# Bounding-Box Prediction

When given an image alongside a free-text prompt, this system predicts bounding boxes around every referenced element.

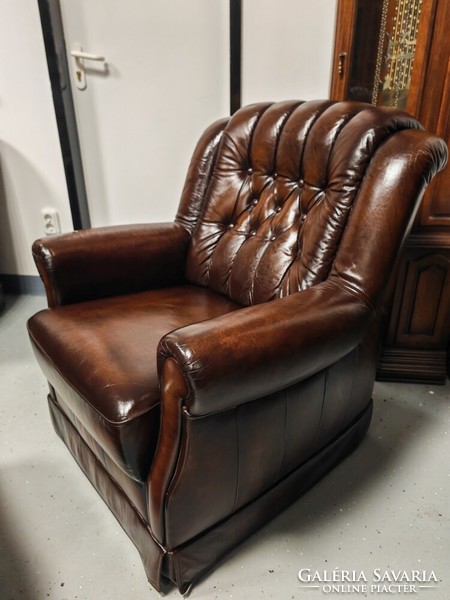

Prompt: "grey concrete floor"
[1,293,449,600]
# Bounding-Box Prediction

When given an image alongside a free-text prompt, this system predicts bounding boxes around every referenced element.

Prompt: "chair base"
[48,393,373,594]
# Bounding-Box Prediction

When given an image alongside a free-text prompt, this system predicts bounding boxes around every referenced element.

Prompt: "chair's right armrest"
[149,279,375,543]
[33,222,190,307]
[158,278,375,416]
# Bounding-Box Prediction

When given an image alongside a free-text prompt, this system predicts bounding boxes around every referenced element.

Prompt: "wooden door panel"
[393,252,450,346]
[329,0,358,100]
[419,57,450,225]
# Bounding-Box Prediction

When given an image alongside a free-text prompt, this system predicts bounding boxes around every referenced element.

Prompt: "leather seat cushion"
[28,285,240,482]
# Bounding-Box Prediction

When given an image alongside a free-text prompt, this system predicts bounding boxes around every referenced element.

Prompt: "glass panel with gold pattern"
[347,0,423,109]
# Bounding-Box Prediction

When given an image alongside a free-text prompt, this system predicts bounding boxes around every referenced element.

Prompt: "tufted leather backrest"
[182,100,424,306]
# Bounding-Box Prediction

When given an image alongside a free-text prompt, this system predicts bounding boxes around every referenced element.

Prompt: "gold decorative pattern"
[372,0,423,108]
[372,0,390,106]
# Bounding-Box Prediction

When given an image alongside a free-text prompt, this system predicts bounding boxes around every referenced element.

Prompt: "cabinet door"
[415,0,450,227]
[330,0,435,111]
[378,244,450,383]
[387,248,450,347]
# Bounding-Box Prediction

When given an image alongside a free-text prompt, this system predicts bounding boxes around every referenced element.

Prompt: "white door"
[59,0,229,227]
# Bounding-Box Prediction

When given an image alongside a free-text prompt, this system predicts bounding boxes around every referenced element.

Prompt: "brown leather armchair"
[27,100,447,594]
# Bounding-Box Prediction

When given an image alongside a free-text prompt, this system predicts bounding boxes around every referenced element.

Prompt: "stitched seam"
[163,408,189,547]
[338,346,359,433]
[275,388,288,482]
[231,408,241,513]
[313,370,328,452]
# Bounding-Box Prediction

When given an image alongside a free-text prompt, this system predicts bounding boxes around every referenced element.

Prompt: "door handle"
[338,52,347,78]
[70,43,106,90]
[70,49,105,62]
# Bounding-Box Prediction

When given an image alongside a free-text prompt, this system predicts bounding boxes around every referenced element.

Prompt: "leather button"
[250,230,256,236]
[273,172,278,179]
[247,168,253,175]
[276,206,282,213]
[301,214,307,222]
[271,235,276,242]
[298,179,304,186]
[252,198,258,206]
[228,224,234,229]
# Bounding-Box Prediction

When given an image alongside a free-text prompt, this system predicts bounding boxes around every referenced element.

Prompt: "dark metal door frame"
[38,0,90,229]
[230,0,242,115]
[38,0,242,230]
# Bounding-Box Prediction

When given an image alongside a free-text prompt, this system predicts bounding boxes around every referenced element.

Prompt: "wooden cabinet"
[330,0,450,383]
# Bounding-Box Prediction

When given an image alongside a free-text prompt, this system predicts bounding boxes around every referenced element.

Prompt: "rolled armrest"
[33,222,190,307]
[158,278,375,416]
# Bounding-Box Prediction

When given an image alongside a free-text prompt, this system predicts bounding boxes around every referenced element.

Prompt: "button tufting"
[250,230,256,236]
[301,214,307,222]
[228,224,234,229]
[247,168,253,175]
[298,179,304,186]
[276,206,282,213]
[252,198,258,206]
[273,172,278,179]
[271,235,276,242]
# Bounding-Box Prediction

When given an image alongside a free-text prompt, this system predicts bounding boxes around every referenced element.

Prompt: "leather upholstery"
[28,100,447,593]
[186,101,423,304]
[29,285,240,481]
[32,222,190,307]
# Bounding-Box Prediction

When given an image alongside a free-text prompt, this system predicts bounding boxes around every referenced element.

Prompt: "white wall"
[242,0,337,104]
[0,1,73,277]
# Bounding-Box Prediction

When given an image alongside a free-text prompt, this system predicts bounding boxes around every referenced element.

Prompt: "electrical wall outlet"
[41,207,61,236]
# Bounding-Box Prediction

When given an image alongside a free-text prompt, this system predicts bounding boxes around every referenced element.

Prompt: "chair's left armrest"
[33,222,190,307]
[158,278,376,416]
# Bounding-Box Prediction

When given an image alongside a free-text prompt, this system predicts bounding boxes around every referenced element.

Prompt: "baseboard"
[377,347,448,385]
[0,274,45,295]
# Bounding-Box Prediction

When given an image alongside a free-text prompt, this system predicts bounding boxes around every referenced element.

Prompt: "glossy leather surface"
[28,285,240,481]
[185,101,430,304]
[27,100,447,593]
[32,222,190,307]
